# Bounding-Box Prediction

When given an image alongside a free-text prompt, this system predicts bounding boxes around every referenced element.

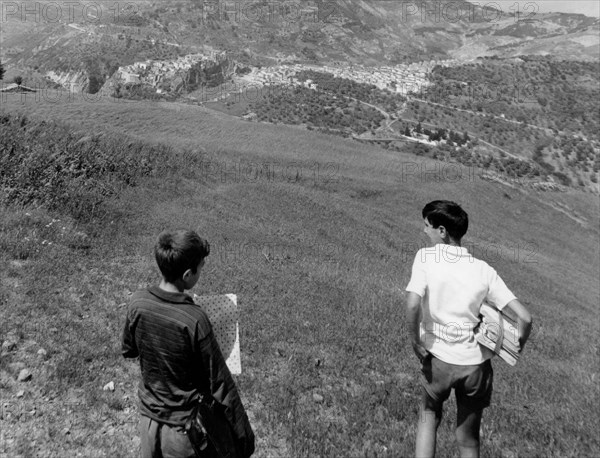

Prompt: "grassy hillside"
[1,94,599,457]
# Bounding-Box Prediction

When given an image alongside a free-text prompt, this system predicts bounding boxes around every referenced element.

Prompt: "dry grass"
[1,93,599,457]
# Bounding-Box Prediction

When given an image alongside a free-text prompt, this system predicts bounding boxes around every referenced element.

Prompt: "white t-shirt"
[405,244,517,365]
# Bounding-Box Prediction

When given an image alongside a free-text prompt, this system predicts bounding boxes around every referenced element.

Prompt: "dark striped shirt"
[122,286,255,457]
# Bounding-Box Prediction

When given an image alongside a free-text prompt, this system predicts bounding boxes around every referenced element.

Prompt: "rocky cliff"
[45,70,93,93]
[101,53,245,97]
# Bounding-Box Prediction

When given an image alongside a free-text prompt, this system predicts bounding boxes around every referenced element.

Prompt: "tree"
[14,75,23,86]
[0,60,4,80]
[87,75,102,94]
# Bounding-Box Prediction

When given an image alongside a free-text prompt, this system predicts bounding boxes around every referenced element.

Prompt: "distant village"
[112,52,228,93]
[237,60,459,96]
[109,50,458,97]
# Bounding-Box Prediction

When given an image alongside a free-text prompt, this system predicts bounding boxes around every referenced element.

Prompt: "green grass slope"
[1,94,598,457]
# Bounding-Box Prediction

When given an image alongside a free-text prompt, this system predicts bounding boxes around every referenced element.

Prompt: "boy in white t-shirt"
[405,201,532,458]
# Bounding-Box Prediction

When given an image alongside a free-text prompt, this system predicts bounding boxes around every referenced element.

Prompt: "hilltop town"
[237,60,459,96]
[108,51,230,94]
[101,50,459,99]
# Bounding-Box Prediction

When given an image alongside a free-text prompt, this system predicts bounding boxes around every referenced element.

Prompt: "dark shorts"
[421,354,493,411]
[140,415,197,458]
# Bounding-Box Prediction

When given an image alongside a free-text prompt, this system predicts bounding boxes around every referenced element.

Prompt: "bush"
[250,85,385,136]
[552,172,572,186]
[0,114,200,221]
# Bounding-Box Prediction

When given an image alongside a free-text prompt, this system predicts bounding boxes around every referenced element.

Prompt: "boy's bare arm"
[406,292,428,361]
[505,299,533,350]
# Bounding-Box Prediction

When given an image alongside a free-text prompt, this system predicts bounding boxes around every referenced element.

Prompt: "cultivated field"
[1,93,599,457]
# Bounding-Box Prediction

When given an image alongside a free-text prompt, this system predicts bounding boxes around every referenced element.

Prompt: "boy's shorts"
[140,415,197,458]
[421,354,493,411]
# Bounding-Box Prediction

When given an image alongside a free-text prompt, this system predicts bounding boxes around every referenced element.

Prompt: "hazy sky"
[493,1,600,17]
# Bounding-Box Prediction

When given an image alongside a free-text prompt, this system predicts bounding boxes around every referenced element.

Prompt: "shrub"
[552,171,572,186]
[0,114,200,221]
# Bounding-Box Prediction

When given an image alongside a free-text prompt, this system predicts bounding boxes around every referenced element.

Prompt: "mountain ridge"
[1,0,598,93]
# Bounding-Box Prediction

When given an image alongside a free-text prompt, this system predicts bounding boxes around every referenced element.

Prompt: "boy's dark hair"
[155,230,210,283]
[422,200,469,241]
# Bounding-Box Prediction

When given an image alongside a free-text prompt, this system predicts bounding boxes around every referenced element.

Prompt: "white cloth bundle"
[194,294,242,374]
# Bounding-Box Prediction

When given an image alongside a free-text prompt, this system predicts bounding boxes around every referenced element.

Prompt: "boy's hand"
[412,339,429,362]
[518,332,529,353]
[505,299,533,351]
[406,292,427,361]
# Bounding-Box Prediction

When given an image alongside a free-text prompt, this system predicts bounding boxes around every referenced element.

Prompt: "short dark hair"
[154,230,210,283]
[422,200,469,241]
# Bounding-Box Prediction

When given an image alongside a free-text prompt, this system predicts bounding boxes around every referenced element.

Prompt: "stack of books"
[474,302,521,366]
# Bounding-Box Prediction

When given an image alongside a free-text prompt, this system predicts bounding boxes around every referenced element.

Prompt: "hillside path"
[409,97,557,135]
[354,98,523,159]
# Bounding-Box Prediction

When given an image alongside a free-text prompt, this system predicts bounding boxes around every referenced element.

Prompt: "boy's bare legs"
[416,392,443,458]
[456,404,483,458]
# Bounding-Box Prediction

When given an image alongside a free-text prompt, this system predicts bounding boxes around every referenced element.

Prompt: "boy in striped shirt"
[122,230,254,457]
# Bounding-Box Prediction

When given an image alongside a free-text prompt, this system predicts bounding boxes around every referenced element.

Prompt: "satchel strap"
[494,310,504,355]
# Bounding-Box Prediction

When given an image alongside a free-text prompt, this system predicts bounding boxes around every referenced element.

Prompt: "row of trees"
[249,85,385,136]
[406,100,556,156]
[404,122,471,146]
[384,137,549,184]
[295,70,405,114]
[427,56,600,140]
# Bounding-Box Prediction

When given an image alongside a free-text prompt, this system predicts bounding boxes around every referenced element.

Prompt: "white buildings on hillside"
[112,52,457,97]
[234,59,458,95]
[113,52,228,90]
